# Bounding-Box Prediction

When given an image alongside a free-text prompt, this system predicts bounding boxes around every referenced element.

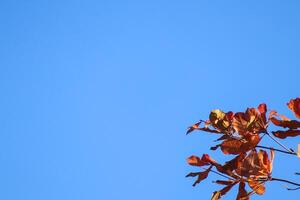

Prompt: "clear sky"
[1,0,300,200]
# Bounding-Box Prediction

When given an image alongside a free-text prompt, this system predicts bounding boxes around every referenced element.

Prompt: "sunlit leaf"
[248,179,265,195]
[232,106,267,136]
[186,121,202,134]
[209,109,233,134]
[236,149,273,179]
[211,191,221,200]
[269,149,275,173]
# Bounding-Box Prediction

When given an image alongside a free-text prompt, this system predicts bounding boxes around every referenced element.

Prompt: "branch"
[256,145,297,155]
[204,167,235,180]
[287,187,300,191]
[265,132,296,154]
[271,177,300,188]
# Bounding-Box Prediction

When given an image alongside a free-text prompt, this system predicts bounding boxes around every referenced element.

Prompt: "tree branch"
[203,167,235,180]
[265,132,296,154]
[271,177,300,187]
[256,145,297,155]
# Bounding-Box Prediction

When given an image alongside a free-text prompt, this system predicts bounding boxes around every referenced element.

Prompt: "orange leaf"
[272,129,300,139]
[236,149,273,178]
[268,149,275,173]
[211,191,221,200]
[219,183,236,196]
[287,98,300,119]
[186,121,202,134]
[248,179,265,195]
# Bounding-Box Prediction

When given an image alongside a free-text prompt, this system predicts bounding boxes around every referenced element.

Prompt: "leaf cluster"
[186,98,300,199]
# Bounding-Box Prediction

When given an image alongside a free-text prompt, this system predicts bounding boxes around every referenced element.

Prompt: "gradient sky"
[1,0,300,199]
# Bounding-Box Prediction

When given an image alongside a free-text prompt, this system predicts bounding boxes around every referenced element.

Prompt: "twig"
[265,132,296,154]
[271,177,300,187]
[256,145,297,155]
[204,167,234,180]
[287,186,300,191]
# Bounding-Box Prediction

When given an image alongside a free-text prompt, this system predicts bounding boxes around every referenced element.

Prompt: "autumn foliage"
[186,97,300,199]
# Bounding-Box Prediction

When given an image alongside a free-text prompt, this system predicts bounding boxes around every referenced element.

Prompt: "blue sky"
[1,0,300,199]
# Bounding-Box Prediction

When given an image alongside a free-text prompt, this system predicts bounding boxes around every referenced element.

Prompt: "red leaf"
[220,135,260,155]
[258,103,267,114]
[201,154,218,165]
[212,180,237,199]
[272,129,300,139]
[215,180,236,185]
[287,98,300,119]
[186,121,202,134]
[236,182,249,200]
[187,155,210,167]
[270,117,300,129]
[222,153,247,172]
[210,144,221,151]
[233,107,266,136]
[220,139,243,155]
[214,134,231,142]
[219,183,237,196]
[186,166,212,186]
[258,103,267,124]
